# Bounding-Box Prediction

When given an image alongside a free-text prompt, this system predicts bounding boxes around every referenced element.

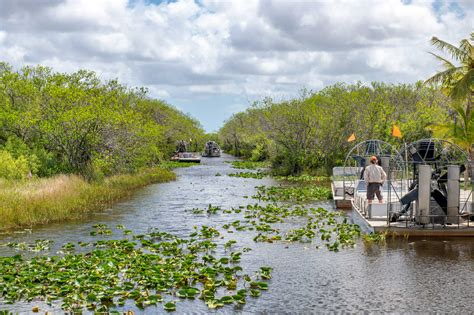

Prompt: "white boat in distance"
[202,141,221,157]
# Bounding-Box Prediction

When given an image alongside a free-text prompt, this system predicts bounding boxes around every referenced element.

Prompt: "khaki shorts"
[367,182,382,200]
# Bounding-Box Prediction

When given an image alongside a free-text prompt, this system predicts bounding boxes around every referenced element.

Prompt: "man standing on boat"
[364,156,387,204]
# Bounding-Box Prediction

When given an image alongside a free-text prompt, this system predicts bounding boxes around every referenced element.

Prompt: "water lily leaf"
[163,301,176,311]
[250,281,268,290]
[220,295,234,304]
[206,299,224,309]
[219,257,229,264]
[250,289,261,297]
[176,290,187,298]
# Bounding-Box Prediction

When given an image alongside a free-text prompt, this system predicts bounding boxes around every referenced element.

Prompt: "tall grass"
[0,167,176,231]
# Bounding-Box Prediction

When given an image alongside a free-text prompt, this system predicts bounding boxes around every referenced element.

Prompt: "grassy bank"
[0,167,176,231]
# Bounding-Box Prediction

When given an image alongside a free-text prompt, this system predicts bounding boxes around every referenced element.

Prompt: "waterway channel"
[1,154,473,313]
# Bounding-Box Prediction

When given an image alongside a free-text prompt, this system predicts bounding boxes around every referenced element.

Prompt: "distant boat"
[171,152,201,163]
[202,141,221,157]
[170,140,201,163]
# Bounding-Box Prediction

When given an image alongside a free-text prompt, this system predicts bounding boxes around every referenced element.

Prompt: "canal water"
[1,154,473,313]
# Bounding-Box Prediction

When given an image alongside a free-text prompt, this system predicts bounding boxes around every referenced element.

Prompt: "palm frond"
[428,52,456,69]
[453,106,468,130]
[449,68,474,100]
[425,67,461,85]
[430,36,468,62]
[458,39,473,56]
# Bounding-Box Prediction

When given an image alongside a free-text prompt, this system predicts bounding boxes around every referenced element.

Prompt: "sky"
[0,0,472,132]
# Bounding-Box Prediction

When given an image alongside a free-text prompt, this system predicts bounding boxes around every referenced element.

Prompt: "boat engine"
[389,139,471,224]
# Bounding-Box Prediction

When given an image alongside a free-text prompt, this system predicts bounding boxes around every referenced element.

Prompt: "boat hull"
[202,153,221,157]
[335,199,352,210]
[351,200,474,237]
[178,158,201,163]
[171,152,201,163]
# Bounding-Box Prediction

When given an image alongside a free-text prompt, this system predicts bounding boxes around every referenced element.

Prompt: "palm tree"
[426,33,474,161]
[429,104,474,152]
[425,33,473,112]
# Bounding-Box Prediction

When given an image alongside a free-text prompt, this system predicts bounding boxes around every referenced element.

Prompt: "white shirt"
[364,164,387,184]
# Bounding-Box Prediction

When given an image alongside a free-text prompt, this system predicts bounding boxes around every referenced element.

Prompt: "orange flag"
[347,133,356,142]
[392,124,402,138]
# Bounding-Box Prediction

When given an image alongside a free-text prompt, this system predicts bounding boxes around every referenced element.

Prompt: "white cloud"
[0,0,472,131]
[148,86,171,98]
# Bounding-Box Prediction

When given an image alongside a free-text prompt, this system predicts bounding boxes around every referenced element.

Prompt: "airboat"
[202,141,221,157]
[332,139,474,236]
[170,140,201,163]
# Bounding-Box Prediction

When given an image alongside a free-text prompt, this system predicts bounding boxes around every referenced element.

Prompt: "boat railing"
[354,177,473,227]
[332,167,360,200]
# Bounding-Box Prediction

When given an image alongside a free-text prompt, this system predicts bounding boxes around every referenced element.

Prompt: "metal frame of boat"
[333,139,474,236]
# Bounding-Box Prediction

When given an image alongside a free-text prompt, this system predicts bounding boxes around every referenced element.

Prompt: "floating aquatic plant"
[188,199,360,251]
[190,204,221,215]
[0,225,270,312]
[362,231,387,244]
[4,239,54,252]
[230,161,270,170]
[274,175,330,183]
[228,171,267,179]
[252,185,332,203]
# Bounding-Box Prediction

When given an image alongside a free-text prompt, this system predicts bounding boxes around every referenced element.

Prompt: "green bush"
[0,63,205,179]
[0,150,30,180]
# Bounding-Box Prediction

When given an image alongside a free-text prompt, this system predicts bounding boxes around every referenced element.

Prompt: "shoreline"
[0,167,176,232]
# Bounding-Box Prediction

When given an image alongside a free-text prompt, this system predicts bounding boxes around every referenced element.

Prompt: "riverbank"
[0,167,176,231]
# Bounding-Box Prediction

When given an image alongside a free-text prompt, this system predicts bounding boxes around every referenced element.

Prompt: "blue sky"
[0,0,472,132]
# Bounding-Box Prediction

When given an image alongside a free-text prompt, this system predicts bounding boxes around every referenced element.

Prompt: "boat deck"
[349,180,474,236]
[352,206,474,236]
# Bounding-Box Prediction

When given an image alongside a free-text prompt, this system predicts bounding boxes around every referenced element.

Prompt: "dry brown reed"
[0,168,176,231]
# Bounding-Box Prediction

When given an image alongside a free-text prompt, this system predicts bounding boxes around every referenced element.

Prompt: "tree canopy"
[0,62,205,179]
[219,82,451,175]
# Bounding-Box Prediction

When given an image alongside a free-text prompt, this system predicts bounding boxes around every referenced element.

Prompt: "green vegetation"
[191,198,359,251]
[0,62,205,179]
[274,175,330,183]
[252,185,332,203]
[228,171,267,179]
[190,204,222,215]
[0,225,270,312]
[425,33,474,159]
[190,176,357,252]
[160,161,197,170]
[219,83,450,175]
[220,33,473,176]
[230,161,270,170]
[425,33,473,104]
[362,232,387,244]
[0,62,206,229]
[0,167,175,231]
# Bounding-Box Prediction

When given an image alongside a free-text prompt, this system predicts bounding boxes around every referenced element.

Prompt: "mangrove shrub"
[0,62,205,179]
[219,82,450,175]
